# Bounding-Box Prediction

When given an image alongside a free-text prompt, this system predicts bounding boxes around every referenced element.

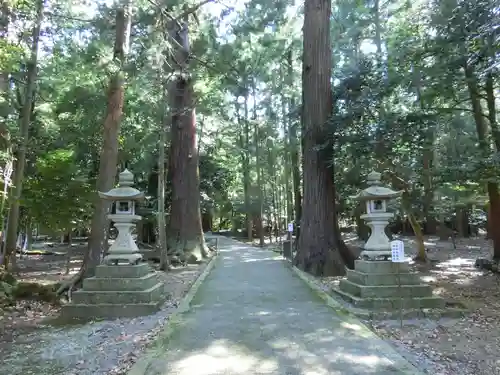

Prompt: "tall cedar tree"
[166,19,207,262]
[295,0,354,276]
[57,2,131,295]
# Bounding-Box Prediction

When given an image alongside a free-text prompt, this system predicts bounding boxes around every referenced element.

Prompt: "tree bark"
[464,63,500,259]
[252,80,264,247]
[421,130,436,235]
[280,70,293,224]
[3,0,43,270]
[85,2,131,275]
[287,49,302,234]
[485,55,499,244]
[267,141,278,242]
[485,34,500,151]
[58,2,131,293]
[373,0,387,159]
[166,19,207,262]
[412,65,437,235]
[242,91,253,241]
[295,0,353,276]
[158,76,169,270]
[0,0,12,262]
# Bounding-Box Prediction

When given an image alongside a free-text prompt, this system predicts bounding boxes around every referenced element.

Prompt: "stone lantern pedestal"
[333,171,445,318]
[61,169,165,320]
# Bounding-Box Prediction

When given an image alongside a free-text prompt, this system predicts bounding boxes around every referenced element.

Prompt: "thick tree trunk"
[0,1,12,262]
[412,65,437,235]
[166,20,206,262]
[455,206,468,238]
[267,140,279,243]
[58,2,131,294]
[485,35,500,151]
[280,71,293,224]
[167,76,207,261]
[252,81,264,247]
[295,0,353,276]
[3,0,43,270]
[464,63,500,259]
[485,42,499,243]
[84,3,131,277]
[422,134,437,234]
[158,78,169,270]
[242,92,253,242]
[373,0,387,159]
[235,100,249,238]
[287,49,302,233]
[276,175,283,240]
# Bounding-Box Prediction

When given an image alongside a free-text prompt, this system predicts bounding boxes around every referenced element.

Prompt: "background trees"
[0,0,496,280]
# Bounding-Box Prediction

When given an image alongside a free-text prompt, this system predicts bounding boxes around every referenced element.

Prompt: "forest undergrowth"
[0,245,212,375]
[314,235,500,375]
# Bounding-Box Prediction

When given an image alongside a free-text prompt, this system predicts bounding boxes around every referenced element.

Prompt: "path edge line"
[287,262,425,375]
[127,253,219,375]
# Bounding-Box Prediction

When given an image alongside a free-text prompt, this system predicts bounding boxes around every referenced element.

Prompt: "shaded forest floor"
[4,234,500,374]
[199,232,500,374]
[313,235,499,375]
[0,243,213,375]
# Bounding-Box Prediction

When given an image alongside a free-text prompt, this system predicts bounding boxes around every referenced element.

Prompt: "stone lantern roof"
[351,171,402,201]
[98,169,145,201]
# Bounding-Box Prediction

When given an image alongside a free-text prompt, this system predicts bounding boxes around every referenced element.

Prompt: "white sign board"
[287,223,294,232]
[390,240,405,263]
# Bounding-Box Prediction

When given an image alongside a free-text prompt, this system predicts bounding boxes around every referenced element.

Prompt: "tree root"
[56,267,85,297]
[475,258,500,273]
[68,284,73,303]
[412,255,428,264]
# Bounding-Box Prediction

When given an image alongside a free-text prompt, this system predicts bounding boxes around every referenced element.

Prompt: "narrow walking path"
[133,236,421,375]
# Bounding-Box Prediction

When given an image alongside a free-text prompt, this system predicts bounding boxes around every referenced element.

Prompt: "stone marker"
[60,169,165,320]
[332,171,445,317]
[282,240,292,259]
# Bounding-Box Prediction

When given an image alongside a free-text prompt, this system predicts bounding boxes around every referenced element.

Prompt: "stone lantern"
[60,168,165,320]
[99,168,144,265]
[332,170,446,317]
[351,171,402,260]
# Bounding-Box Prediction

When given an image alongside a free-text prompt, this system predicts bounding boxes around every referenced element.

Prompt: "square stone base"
[60,263,166,320]
[333,260,445,314]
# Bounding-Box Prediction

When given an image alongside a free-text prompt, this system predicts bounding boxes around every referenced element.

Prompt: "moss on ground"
[0,267,60,307]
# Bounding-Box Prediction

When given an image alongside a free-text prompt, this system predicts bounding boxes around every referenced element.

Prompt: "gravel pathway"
[132,237,423,375]
[0,261,210,375]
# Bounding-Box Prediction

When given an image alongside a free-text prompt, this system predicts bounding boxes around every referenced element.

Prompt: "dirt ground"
[315,235,500,375]
[6,235,500,374]
[0,244,214,375]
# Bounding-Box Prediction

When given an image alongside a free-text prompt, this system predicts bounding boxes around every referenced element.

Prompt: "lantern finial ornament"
[118,168,134,186]
[366,170,382,185]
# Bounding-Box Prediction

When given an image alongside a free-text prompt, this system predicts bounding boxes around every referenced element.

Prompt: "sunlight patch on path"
[132,235,422,375]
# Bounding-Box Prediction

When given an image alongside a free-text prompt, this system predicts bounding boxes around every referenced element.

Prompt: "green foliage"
[199,153,235,212]
[0,0,496,240]
[23,149,93,233]
[325,0,499,223]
